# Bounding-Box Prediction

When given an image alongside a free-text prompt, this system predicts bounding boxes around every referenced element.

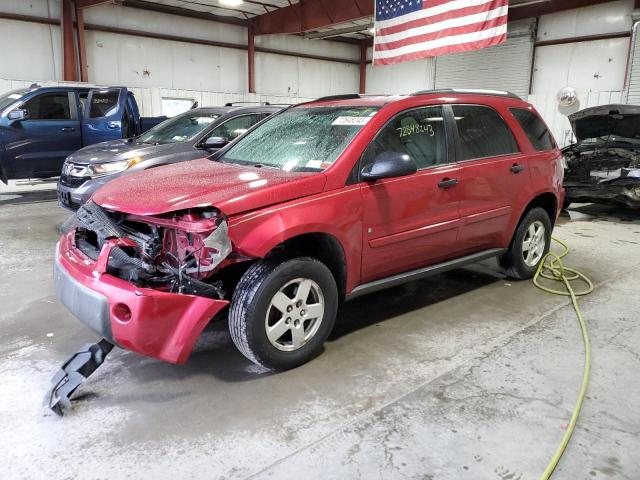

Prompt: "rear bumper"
[55,234,229,364]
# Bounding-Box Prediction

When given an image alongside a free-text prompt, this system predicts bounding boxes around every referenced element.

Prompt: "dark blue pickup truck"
[0,85,165,183]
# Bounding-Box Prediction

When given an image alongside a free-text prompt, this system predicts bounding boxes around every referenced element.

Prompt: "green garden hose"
[533,237,594,479]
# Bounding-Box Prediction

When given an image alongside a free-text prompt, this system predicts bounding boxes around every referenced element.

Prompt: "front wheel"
[500,207,552,280]
[229,257,338,370]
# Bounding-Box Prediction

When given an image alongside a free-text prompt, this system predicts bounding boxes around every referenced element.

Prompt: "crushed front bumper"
[564,181,640,209]
[55,233,229,364]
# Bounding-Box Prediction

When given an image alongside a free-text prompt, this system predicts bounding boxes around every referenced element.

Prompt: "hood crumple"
[67,139,179,164]
[91,158,327,216]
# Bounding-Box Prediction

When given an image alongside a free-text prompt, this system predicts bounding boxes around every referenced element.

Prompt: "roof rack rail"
[410,88,521,100]
[224,101,272,107]
[312,94,361,102]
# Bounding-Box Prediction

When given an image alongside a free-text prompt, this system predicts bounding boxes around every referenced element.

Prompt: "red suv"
[55,90,564,371]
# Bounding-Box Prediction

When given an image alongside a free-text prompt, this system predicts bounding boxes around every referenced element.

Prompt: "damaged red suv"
[55,90,564,371]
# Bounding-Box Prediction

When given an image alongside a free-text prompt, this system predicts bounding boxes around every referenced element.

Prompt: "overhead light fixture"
[220,0,244,6]
[369,27,376,34]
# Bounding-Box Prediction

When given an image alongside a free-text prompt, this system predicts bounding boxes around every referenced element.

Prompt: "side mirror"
[361,152,417,181]
[8,109,28,123]
[204,136,229,150]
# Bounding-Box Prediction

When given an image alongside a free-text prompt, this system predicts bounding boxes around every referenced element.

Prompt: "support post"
[248,22,256,94]
[75,3,89,82]
[61,0,78,81]
[359,42,367,94]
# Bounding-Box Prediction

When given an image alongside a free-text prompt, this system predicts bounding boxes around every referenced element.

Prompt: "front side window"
[361,106,447,172]
[89,90,120,118]
[22,93,71,120]
[219,106,379,172]
[510,108,556,151]
[138,112,220,144]
[452,105,518,160]
[207,114,260,142]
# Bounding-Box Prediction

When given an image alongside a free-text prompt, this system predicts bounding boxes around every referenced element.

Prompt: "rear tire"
[501,207,552,280]
[229,256,338,371]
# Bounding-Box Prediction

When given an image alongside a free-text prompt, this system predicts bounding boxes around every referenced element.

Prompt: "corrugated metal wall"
[433,22,535,98]
[626,24,640,104]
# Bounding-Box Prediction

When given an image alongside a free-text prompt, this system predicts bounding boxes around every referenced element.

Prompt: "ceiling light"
[369,27,376,34]
[220,0,244,6]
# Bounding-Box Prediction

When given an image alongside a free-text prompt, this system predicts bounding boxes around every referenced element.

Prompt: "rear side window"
[22,93,71,120]
[362,106,448,171]
[208,114,260,141]
[89,91,120,118]
[452,105,518,160]
[510,108,556,151]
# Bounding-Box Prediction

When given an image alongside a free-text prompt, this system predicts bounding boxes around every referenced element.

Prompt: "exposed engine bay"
[62,201,238,299]
[562,104,640,208]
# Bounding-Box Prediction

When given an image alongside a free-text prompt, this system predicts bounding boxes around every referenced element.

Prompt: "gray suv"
[57,104,282,210]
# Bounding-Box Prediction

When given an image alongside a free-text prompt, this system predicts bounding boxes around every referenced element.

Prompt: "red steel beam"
[254,0,373,35]
[75,4,89,82]
[61,0,78,81]
[248,22,256,93]
[359,41,367,94]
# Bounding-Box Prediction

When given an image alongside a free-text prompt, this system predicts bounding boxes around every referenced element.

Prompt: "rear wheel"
[229,257,338,370]
[501,207,551,279]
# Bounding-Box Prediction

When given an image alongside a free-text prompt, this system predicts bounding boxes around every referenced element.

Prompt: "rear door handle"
[438,178,459,189]
[510,163,525,173]
[61,127,76,132]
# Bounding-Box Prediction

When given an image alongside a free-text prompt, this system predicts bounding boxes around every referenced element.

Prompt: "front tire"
[501,207,552,280]
[229,257,338,370]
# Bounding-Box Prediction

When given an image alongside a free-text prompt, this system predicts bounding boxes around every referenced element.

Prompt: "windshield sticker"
[306,160,323,169]
[171,135,187,142]
[397,123,435,138]
[332,116,372,126]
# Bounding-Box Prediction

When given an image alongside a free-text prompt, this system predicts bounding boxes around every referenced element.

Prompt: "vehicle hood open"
[91,158,327,216]
[569,104,640,143]
[66,139,179,164]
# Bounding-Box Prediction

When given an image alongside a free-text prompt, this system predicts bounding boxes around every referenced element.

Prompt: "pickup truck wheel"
[229,257,338,371]
[501,207,551,280]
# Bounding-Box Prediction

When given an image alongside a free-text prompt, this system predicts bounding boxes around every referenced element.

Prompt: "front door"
[4,91,81,179]
[360,105,462,283]
[451,104,530,250]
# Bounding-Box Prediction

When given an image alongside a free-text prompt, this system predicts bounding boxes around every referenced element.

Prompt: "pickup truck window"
[138,111,220,144]
[0,88,29,111]
[89,91,120,118]
[22,93,71,120]
[219,106,379,172]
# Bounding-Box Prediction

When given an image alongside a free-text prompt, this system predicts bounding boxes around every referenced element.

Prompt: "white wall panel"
[537,0,633,42]
[365,54,435,94]
[531,38,629,95]
[256,34,359,62]
[0,0,59,18]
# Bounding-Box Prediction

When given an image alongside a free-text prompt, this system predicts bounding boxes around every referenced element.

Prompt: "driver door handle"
[60,127,76,132]
[510,163,525,173]
[438,178,459,189]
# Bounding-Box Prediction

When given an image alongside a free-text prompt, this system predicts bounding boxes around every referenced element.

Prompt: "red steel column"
[75,4,89,82]
[359,42,367,94]
[61,0,78,81]
[248,22,256,94]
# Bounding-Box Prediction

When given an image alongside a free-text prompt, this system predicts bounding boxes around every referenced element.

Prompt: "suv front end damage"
[562,104,640,209]
[55,201,240,364]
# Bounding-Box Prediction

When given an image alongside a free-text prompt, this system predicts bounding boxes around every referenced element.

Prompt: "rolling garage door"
[626,22,640,104]
[433,20,535,98]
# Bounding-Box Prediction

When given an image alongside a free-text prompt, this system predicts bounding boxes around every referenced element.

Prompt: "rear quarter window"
[510,108,556,152]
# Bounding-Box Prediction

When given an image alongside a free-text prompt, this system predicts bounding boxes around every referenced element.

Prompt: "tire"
[500,207,552,280]
[229,256,338,371]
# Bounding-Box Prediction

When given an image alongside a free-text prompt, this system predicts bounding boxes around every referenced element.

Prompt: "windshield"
[219,106,380,171]
[138,111,221,144]
[0,88,29,112]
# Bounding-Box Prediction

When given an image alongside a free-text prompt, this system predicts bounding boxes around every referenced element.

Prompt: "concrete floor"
[0,198,639,480]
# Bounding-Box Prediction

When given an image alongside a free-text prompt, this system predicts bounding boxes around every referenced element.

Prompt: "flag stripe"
[373,32,507,65]
[375,5,508,47]
[377,0,502,37]
[375,0,499,30]
[373,23,507,59]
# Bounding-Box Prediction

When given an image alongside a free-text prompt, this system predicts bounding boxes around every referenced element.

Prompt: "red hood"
[92,158,327,216]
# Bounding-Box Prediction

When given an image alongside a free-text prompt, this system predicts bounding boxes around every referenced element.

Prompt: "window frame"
[448,103,521,164]
[18,91,77,121]
[349,104,455,184]
[509,107,557,152]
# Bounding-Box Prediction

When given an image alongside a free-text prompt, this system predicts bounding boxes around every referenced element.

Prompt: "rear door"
[360,105,462,283]
[3,90,81,179]
[452,104,529,250]
[82,87,128,145]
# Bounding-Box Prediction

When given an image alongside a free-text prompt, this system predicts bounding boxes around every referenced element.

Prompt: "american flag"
[372,0,509,65]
